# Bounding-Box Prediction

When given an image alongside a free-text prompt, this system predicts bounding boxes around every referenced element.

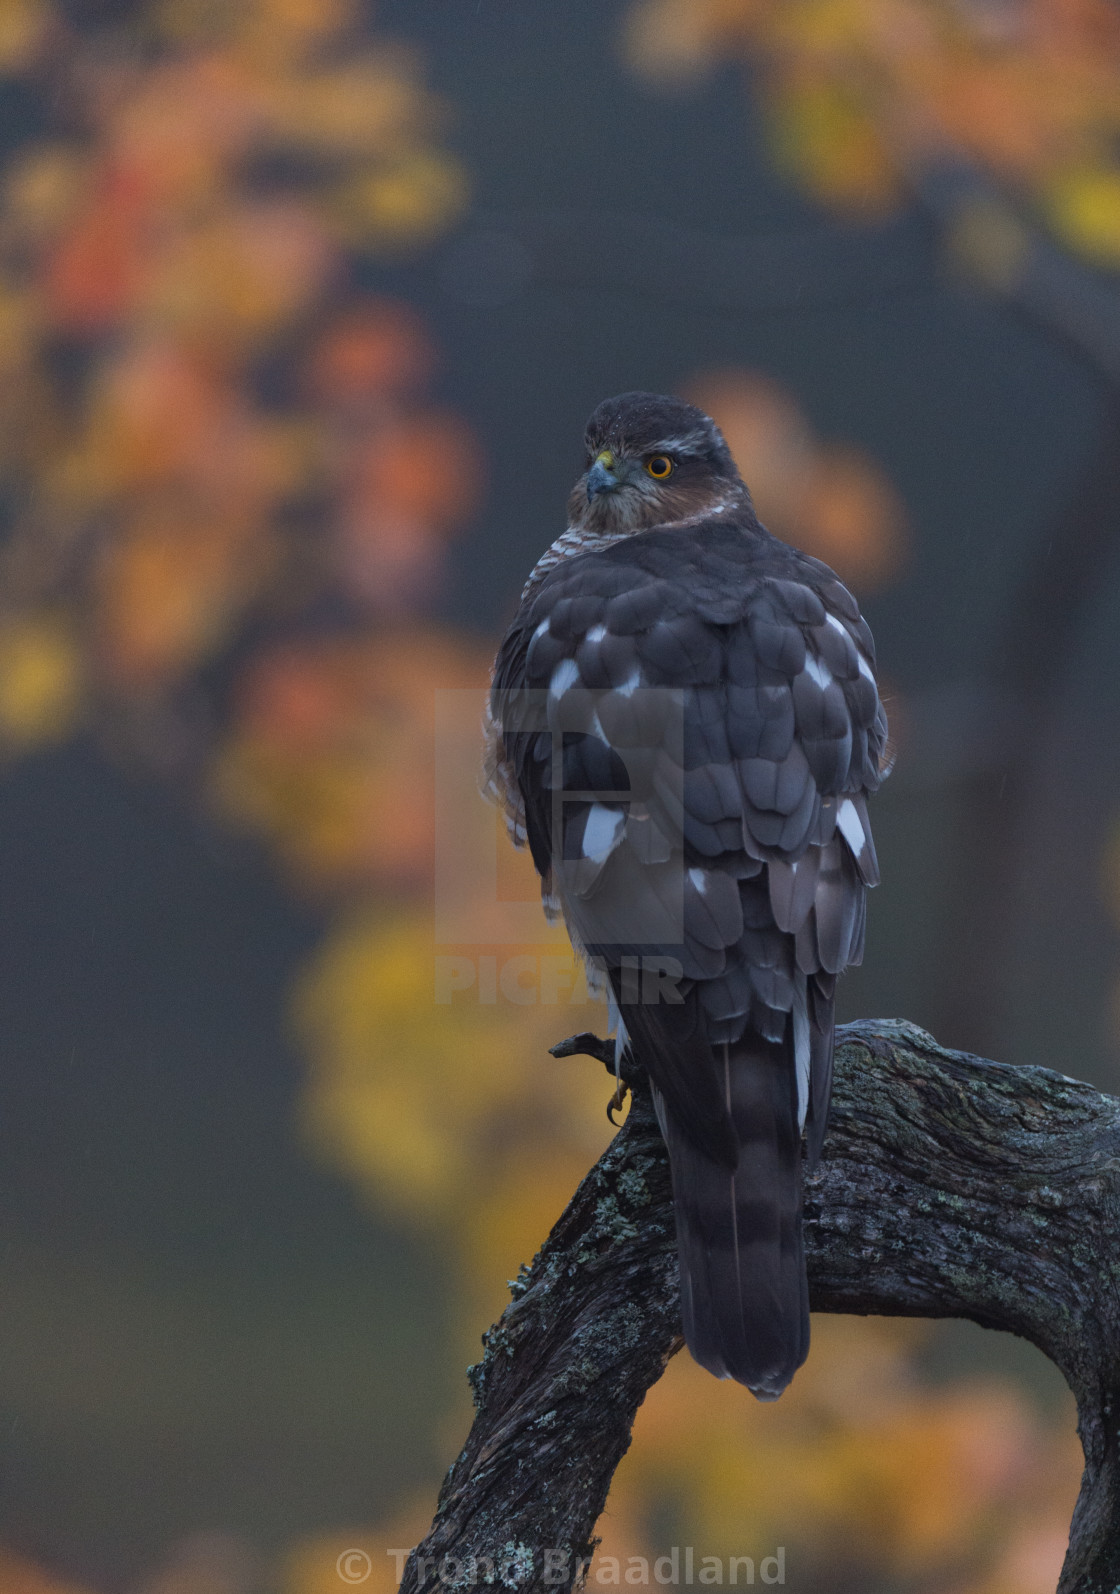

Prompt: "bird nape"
[486,391,886,1398]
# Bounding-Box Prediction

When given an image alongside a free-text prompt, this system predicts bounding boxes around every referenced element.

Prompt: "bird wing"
[491,517,886,1394]
[491,519,886,1160]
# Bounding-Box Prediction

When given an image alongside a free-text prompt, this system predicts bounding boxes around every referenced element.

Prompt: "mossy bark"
[399,1019,1120,1594]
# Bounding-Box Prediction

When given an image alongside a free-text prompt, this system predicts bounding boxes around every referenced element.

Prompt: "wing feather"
[489,515,886,1395]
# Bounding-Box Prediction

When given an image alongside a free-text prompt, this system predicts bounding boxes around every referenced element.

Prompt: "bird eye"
[646,455,674,479]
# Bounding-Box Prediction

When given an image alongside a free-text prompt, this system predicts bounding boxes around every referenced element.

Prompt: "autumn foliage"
[0,3,1090,1592]
[0,0,473,773]
[624,0,1120,270]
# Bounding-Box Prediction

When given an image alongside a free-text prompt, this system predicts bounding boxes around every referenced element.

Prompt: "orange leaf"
[350,413,483,531]
[307,302,436,403]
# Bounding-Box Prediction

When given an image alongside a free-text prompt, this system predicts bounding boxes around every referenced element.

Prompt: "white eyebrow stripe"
[646,431,710,456]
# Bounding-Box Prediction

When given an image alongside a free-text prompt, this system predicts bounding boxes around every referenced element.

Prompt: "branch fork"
[402,1021,1120,1594]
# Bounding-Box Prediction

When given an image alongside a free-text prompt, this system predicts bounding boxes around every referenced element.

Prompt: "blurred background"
[0,0,1117,1590]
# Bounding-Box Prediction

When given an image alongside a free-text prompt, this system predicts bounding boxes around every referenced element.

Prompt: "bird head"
[569,392,747,536]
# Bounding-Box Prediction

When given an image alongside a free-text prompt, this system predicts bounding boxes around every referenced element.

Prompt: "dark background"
[0,0,1114,1584]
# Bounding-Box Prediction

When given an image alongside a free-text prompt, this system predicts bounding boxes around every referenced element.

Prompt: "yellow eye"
[646,455,674,478]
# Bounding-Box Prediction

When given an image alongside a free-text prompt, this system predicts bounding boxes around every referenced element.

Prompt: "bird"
[486,391,887,1399]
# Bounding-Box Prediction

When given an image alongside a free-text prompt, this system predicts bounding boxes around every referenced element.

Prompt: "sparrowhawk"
[487,392,887,1398]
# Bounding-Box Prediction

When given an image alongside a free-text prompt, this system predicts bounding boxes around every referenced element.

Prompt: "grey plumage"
[488,393,886,1398]
[656,1035,808,1397]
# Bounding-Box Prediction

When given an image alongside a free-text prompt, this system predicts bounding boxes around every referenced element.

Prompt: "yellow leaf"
[329,154,469,253]
[0,615,82,748]
[264,59,430,156]
[292,910,609,1226]
[768,78,899,213]
[3,144,88,246]
[1045,166,1120,270]
[0,0,50,71]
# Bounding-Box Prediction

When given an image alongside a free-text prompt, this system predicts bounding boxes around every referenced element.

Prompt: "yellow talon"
[607,1079,630,1126]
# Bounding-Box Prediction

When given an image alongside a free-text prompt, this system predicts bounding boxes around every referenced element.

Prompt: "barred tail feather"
[655,1034,809,1399]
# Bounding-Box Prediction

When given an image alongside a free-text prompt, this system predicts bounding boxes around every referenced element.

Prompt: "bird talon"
[606,1079,630,1125]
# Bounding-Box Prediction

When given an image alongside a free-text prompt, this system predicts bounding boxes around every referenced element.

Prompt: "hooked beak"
[586,450,619,502]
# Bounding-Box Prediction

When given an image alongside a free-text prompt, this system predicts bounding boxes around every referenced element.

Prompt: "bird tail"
[654,1033,809,1399]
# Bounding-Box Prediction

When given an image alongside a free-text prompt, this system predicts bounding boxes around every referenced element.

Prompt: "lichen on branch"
[400,1019,1120,1594]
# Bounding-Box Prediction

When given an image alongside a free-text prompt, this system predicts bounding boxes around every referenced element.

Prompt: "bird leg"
[548,1032,632,1124]
[549,1031,615,1069]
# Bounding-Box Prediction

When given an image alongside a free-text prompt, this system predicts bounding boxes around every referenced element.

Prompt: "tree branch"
[914,162,1120,387]
[399,1019,1120,1594]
